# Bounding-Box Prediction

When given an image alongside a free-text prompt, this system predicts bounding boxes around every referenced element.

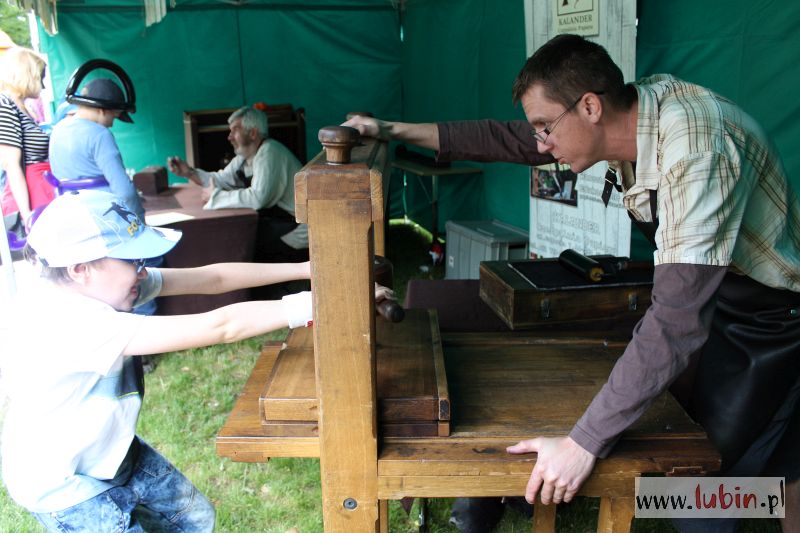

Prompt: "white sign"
[636,477,786,519]
[525,0,636,258]
[554,0,599,37]
[529,161,630,258]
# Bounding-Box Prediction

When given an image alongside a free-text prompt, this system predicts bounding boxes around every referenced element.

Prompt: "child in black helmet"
[48,77,144,219]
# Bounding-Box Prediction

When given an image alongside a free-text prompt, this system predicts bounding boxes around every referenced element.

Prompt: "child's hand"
[374,284,404,323]
[375,283,395,302]
[282,291,313,328]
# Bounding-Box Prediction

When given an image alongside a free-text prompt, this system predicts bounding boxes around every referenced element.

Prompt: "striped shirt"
[622,74,800,291]
[0,94,49,165]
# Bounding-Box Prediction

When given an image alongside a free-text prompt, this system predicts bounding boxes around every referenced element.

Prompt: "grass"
[0,222,784,532]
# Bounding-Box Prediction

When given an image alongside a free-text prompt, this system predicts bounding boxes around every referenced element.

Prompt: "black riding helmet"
[65,59,136,123]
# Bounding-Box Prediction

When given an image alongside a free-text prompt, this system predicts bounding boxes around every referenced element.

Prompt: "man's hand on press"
[506,436,596,505]
[341,116,392,141]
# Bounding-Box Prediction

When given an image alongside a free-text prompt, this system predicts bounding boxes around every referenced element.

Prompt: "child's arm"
[122,294,311,355]
[158,261,311,297]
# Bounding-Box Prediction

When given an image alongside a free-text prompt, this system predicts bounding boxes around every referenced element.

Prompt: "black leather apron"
[631,193,800,476]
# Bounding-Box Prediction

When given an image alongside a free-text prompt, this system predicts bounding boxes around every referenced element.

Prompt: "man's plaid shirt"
[620,74,800,291]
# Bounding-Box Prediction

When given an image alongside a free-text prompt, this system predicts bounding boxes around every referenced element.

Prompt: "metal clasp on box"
[628,293,638,311]
[540,299,550,319]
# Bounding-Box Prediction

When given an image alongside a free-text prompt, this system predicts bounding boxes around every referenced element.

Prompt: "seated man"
[168,106,309,267]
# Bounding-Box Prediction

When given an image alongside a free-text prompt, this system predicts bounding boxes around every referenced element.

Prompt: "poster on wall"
[554,0,599,37]
[529,161,631,259]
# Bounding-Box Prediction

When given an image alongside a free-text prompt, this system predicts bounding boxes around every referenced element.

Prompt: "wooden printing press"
[216,127,720,532]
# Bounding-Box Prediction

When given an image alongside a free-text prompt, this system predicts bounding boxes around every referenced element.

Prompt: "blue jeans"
[33,438,215,532]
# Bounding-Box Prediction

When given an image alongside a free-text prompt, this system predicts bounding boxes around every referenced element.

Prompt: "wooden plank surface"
[377,438,718,500]
[260,328,317,421]
[439,333,703,439]
[257,420,449,438]
[376,309,447,421]
[374,334,718,502]
[216,342,319,460]
[260,309,449,428]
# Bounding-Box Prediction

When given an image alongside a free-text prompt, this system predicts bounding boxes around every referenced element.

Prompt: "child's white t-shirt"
[0,269,162,513]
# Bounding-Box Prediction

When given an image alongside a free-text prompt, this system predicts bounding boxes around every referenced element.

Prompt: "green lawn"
[0,222,783,532]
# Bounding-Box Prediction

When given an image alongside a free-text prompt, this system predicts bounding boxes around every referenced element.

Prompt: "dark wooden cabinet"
[182,104,307,170]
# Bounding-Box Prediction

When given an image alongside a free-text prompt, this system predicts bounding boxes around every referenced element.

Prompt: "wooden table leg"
[597,497,634,533]
[430,174,439,244]
[532,503,557,533]
[379,500,388,533]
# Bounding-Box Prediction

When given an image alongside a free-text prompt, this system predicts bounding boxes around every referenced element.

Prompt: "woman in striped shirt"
[0,47,49,234]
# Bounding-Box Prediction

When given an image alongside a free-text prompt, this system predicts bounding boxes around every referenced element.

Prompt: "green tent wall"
[37,0,800,257]
[39,2,403,176]
[398,0,528,233]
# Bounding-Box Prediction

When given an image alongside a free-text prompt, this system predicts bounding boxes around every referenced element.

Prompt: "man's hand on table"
[507,436,596,505]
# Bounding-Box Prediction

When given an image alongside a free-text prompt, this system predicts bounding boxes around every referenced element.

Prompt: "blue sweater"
[49,117,144,219]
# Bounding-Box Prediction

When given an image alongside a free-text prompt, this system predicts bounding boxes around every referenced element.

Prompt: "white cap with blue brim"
[27,190,181,267]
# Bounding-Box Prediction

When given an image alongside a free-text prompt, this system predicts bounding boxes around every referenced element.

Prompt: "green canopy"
[28,0,800,258]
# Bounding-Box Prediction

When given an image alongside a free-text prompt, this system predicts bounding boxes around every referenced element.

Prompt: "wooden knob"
[318,126,360,164]
[346,111,373,120]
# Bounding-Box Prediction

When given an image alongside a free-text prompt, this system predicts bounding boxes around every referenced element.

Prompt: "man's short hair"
[511,34,634,111]
[228,106,269,138]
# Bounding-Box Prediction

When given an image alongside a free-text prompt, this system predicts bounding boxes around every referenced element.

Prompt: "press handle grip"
[376,298,405,323]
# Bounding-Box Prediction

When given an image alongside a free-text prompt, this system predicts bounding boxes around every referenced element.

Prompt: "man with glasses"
[347,33,799,533]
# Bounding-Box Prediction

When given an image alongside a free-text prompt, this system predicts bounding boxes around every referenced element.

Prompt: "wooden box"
[133,165,168,195]
[259,309,450,437]
[479,258,654,331]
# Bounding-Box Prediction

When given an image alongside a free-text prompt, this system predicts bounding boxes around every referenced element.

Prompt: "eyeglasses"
[122,258,147,274]
[531,92,604,144]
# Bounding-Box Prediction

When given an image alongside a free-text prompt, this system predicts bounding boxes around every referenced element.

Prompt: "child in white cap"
[0,189,318,531]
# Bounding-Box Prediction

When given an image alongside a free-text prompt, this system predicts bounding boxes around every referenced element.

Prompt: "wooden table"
[218,329,720,532]
[391,157,482,244]
[142,184,258,314]
[216,135,720,532]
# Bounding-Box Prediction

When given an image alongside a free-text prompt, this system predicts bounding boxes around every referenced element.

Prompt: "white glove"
[282,291,314,328]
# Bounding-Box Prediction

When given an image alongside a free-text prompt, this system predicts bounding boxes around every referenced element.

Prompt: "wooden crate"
[479,258,653,331]
[259,309,450,437]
